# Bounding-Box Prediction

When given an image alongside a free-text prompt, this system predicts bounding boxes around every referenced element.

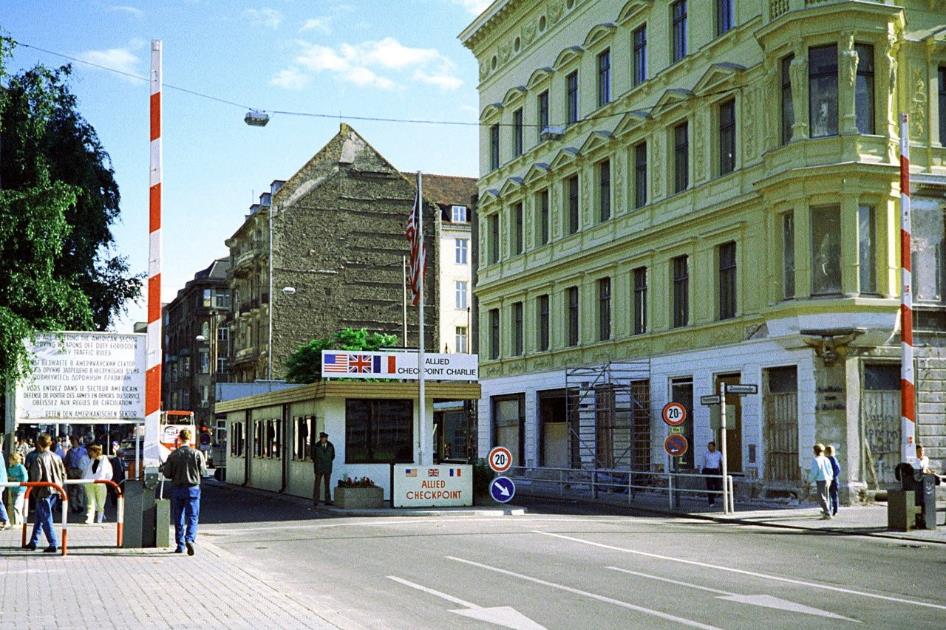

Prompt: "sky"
[1,0,491,331]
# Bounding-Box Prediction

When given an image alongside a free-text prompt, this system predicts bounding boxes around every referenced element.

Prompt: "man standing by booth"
[313,432,335,506]
[160,428,207,556]
[26,434,66,552]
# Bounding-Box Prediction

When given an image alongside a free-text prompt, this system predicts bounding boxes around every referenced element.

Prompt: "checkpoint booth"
[216,350,480,507]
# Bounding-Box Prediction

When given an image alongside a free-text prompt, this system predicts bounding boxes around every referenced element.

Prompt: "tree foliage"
[284,328,399,384]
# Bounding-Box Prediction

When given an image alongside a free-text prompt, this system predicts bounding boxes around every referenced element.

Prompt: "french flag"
[372,355,397,374]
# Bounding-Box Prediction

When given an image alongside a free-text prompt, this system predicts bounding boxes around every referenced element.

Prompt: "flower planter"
[334,486,384,509]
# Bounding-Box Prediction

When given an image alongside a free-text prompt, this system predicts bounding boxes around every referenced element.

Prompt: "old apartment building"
[225,124,476,382]
[461,0,946,500]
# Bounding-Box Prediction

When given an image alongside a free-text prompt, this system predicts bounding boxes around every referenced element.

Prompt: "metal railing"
[503,466,736,514]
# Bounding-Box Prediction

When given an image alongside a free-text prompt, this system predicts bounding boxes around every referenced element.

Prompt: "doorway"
[538,389,570,468]
[862,364,901,487]
[715,373,743,474]
[763,366,799,481]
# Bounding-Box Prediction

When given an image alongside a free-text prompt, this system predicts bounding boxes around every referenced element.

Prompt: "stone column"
[840,32,859,135]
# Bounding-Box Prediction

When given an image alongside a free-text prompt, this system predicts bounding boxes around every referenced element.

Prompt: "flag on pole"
[406,174,426,306]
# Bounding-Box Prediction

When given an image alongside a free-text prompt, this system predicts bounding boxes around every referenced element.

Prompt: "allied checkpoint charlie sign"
[321,350,477,381]
[10,331,146,425]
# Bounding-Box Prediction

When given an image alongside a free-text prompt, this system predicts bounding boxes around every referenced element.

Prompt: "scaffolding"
[565,360,652,470]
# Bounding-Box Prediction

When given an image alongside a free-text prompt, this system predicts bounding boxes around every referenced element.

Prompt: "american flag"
[323,353,349,373]
[404,468,417,478]
[405,173,426,307]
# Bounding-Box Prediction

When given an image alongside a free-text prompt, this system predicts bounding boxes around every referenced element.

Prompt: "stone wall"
[916,344,946,471]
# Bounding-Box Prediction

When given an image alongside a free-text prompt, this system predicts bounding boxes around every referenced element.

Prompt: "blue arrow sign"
[489,476,516,503]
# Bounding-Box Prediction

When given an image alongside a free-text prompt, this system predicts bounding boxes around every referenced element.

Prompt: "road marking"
[387,576,546,630]
[607,567,858,622]
[537,531,946,612]
[445,556,722,630]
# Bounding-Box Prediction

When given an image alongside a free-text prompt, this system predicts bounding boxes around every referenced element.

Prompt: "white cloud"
[270,68,310,90]
[275,37,462,92]
[76,46,143,82]
[108,5,144,18]
[453,0,493,15]
[301,17,331,33]
[244,7,282,29]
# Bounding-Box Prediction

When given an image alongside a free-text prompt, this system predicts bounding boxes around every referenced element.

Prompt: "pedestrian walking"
[702,441,723,507]
[81,444,113,524]
[807,443,834,520]
[6,453,28,525]
[64,436,88,513]
[825,445,841,516]
[26,434,67,552]
[159,428,207,556]
[312,432,335,506]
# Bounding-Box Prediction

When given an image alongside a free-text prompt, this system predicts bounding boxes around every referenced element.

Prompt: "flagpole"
[402,255,408,347]
[417,171,428,466]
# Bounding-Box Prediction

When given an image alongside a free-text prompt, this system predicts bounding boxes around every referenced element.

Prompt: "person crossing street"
[159,429,207,556]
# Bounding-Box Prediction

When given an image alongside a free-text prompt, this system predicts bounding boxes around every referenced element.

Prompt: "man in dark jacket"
[312,432,335,506]
[26,434,67,552]
[159,429,207,555]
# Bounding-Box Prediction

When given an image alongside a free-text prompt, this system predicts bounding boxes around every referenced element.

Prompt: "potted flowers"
[335,475,384,508]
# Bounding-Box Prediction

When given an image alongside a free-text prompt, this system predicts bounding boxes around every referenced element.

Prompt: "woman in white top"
[81,444,113,524]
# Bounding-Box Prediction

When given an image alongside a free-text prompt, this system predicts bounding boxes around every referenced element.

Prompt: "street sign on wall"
[488,446,513,473]
[725,384,758,395]
[489,476,516,503]
[661,402,687,426]
[664,434,689,458]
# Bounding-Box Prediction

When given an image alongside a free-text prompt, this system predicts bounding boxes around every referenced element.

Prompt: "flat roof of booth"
[214,380,481,414]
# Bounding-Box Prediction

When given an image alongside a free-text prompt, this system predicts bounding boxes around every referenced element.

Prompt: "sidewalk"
[0,524,340,630]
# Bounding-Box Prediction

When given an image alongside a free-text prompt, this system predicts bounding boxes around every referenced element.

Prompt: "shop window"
[345,399,413,463]
[670,378,694,469]
[811,205,842,295]
[492,395,525,467]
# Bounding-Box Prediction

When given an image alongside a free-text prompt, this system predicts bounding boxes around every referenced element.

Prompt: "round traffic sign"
[664,433,689,458]
[488,446,513,473]
[661,402,687,427]
[489,476,516,503]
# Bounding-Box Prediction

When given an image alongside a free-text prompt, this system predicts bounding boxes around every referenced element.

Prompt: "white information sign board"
[13,332,146,424]
[322,351,477,381]
[392,464,473,507]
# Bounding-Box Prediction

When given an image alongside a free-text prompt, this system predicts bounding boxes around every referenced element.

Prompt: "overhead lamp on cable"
[244,109,270,127]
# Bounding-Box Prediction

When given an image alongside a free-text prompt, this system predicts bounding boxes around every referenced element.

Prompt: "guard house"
[216,380,480,502]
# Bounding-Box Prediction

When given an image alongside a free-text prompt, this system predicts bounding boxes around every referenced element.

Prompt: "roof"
[402,173,478,208]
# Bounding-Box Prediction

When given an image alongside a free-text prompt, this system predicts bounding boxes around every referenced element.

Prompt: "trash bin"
[895,463,940,530]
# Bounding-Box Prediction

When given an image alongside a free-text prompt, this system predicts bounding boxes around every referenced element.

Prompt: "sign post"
[716,382,758,514]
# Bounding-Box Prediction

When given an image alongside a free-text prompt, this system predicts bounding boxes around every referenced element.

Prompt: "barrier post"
[20,494,29,548]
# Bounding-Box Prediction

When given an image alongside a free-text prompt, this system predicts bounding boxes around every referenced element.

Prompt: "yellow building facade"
[461,0,946,500]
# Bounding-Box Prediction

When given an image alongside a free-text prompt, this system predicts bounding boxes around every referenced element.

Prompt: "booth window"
[230,421,245,456]
[294,416,313,460]
[345,399,413,463]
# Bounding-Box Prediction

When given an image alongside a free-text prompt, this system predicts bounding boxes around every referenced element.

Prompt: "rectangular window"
[912,197,945,304]
[597,49,611,107]
[488,213,500,264]
[809,45,838,138]
[537,90,549,140]
[672,1,687,63]
[489,124,500,169]
[293,416,312,460]
[489,308,500,359]
[451,205,468,222]
[633,25,647,86]
[634,142,647,208]
[230,422,245,457]
[674,121,689,193]
[567,174,580,234]
[633,267,647,334]
[513,108,524,157]
[781,55,794,145]
[455,238,468,264]
[345,399,413,464]
[718,241,737,320]
[811,205,842,295]
[537,294,550,351]
[455,326,468,353]
[598,159,611,222]
[513,202,523,255]
[672,255,689,328]
[858,205,876,294]
[455,281,468,309]
[492,395,524,467]
[855,43,874,134]
[718,99,736,175]
[566,286,579,346]
[566,71,579,124]
[598,277,611,341]
[512,302,523,355]
[940,67,946,146]
[782,212,795,299]
[716,0,733,36]
[538,189,550,245]
[199,348,210,374]
[216,357,229,374]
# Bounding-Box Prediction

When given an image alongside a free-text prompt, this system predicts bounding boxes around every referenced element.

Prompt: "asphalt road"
[198,485,946,629]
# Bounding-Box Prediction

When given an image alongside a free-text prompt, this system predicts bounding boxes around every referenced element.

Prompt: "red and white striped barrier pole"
[144,39,163,470]
[900,112,916,462]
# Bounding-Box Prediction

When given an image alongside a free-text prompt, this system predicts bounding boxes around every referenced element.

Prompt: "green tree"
[284,328,399,384]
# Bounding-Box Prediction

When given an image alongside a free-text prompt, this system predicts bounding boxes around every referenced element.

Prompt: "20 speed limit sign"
[488,446,513,473]
[661,402,687,427]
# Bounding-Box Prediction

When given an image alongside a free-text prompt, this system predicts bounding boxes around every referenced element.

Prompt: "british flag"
[348,354,373,374]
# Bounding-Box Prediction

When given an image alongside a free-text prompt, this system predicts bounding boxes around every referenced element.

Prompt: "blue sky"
[1,0,489,330]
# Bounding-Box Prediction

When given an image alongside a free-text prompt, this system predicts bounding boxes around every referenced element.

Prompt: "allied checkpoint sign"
[393,464,473,507]
[10,332,146,425]
[322,350,478,381]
